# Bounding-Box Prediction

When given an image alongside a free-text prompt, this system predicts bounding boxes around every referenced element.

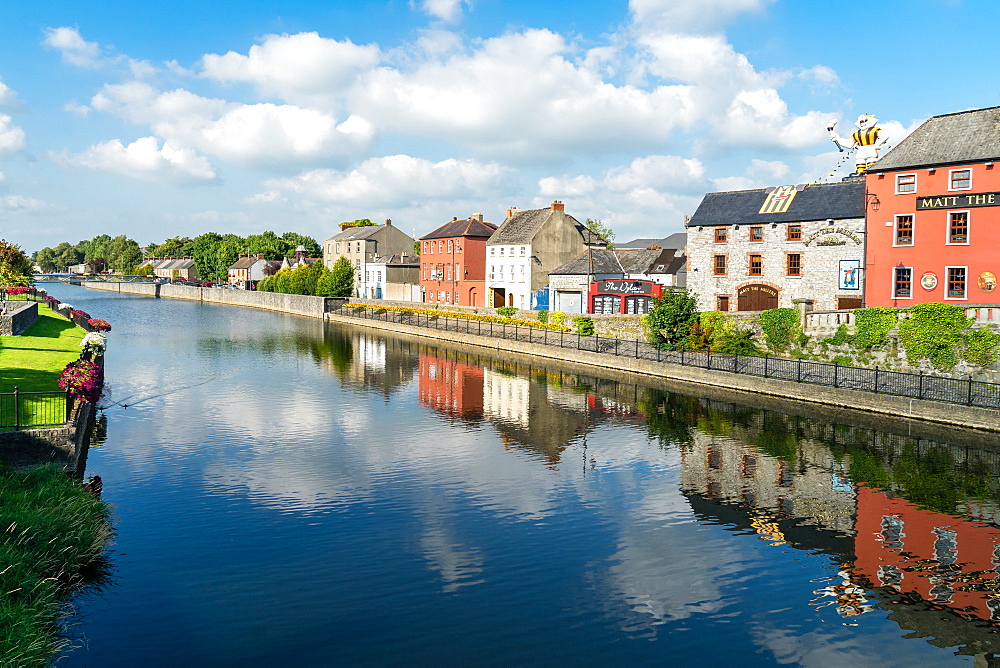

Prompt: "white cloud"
[0,195,51,212]
[42,27,102,68]
[55,136,218,185]
[91,82,375,167]
[417,0,470,23]
[712,158,790,191]
[265,154,511,208]
[0,78,21,110]
[0,114,26,155]
[246,190,287,205]
[629,0,776,34]
[200,32,380,105]
[798,65,839,85]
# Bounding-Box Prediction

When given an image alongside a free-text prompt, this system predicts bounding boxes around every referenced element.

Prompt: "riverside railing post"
[874,367,879,393]
[797,359,801,383]
[13,386,19,429]
[707,349,711,370]
[918,372,924,400]
[968,376,974,406]
[833,363,838,388]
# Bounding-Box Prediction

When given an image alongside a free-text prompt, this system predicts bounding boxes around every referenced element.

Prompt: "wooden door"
[737,284,778,311]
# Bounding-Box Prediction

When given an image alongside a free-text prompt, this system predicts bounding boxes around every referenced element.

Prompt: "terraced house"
[419,214,497,307]
[686,180,866,312]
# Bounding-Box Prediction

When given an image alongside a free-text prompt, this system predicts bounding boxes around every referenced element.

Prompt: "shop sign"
[917,192,1000,209]
[920,272,938,290]
[737,284,777,297]
[598,280,652,294]
[803,227,862,246]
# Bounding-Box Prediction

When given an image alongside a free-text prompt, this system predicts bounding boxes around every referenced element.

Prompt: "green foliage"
[717,329,763,356]
[0,239,34,287]
[343,218,375,227]
[853,307,898,348]
[496,306,518,318]
[758,307,799,353]
[831,354,853,366]
[898,302,973,370]
[584,218,615,249]
[537,309,549,323]
[645,289,698,346]
[963,327,1000,368]
[320,257,355,298]
[824,323,853,346]
[573,316,595,336]
[549,311,566,326]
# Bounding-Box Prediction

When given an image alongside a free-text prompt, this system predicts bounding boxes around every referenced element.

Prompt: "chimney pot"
[551,200,564,212]
[385,218,392,226]
[470,213,484,222]
[506,206,520,219]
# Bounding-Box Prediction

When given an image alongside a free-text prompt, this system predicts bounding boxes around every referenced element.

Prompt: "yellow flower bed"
[348,303,572,332]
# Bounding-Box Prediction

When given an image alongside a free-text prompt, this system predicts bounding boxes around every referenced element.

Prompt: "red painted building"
[420,214,497,307]
[866,107,1000,307]
[587,279,664,314]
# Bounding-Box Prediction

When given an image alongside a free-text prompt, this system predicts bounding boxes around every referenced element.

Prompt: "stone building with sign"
[865,106,1000,307]
[686,180,866,312]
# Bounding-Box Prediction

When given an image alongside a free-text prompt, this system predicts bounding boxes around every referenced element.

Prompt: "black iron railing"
[329,303,1000,410]
[0,387,70,430]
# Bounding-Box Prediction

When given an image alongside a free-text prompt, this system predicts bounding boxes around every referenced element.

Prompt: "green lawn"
[0,307,84,393]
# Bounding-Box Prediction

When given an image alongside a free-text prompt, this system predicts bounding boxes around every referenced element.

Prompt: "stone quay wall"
[83,282,326,319]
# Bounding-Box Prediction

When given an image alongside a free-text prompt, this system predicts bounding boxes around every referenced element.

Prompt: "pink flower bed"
[58,359,104,404]
[87,318,112,332]
[70,309,91,319]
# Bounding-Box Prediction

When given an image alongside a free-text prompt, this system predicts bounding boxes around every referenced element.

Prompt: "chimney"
[257,254,265,260]
[470,213,484,222]
[340,222,357,231]
[550,200,564,212]
[453,217,458,221]
[506,206,520,219]
[385,218,392,226]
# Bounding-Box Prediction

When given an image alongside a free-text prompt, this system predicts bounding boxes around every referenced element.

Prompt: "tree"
[0,239,35,287]
[585,218,615,249]
[342,218,375,228]
[645,289,698,346]
[35,246,58,272]
[280,232,321,258]
[318,257,354,297]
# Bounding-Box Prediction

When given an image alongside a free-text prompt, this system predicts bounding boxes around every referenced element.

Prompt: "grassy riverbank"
[0,464,112,664]
[0,308,83,392]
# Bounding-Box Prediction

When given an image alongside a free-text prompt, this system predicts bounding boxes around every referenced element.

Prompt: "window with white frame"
[520,246,526,255]
[946,266,967,299]
[894,215,914,246]
[893,267,912,298]
[947,211,969,244]
[490,247,495,256]
[949,168,972,190]
[895,173,917,194]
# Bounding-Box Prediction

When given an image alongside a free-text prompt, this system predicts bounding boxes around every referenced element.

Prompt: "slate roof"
[372,253,419,267]
[869,106,1000,172]
[549,249,684,276]
[618,232,687,249]
[687,181,865,227]
[420,218,497,240]
[487,208,604,246]
[327,225,386,242]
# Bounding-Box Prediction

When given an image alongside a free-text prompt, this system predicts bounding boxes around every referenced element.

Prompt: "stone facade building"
[323,220,416,297]
[686,181,866,312]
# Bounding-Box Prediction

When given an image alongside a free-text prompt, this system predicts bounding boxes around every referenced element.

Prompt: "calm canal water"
[42,285,1000,666]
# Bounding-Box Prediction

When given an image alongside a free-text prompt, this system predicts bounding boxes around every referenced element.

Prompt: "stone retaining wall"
[0,403,93,472]
[0,301,38,335]
[83,282,326,318]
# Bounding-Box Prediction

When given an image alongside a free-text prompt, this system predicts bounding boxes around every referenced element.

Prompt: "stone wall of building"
[0,301,38,336]
[687,217,865,312]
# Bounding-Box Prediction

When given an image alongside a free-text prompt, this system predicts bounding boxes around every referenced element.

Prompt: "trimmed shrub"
[573,316,595,336]
[496,306,518,318]
[537,310,549,323]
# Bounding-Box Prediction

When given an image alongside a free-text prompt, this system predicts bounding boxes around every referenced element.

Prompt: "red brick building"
[419,214,497,307]
[866,107,1000,307]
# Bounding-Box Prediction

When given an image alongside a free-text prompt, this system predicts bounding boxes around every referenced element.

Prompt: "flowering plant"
[80,332,107,354]
[45,296,59,304]
[2,286,31,296]
[70,309,91,319]
[87,318,111,332]
[58,360,104,404]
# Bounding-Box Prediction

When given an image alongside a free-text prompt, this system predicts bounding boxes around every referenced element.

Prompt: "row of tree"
[0,239,35,287]
[34,231,323,283]
[257,257,354,298]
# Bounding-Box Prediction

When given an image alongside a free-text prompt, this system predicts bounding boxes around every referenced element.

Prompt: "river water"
[42,285,1000,666]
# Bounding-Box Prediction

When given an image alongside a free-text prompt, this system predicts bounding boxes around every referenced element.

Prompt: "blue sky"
[0,0,996,253]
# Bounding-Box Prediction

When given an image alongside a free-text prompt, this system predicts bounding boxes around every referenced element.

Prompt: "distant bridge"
[33,273,168,284]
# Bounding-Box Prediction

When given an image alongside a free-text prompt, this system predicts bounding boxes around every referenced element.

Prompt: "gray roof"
[420,218,497,240]
[327,225,386,242]
[549,249,685,276]
[687,181,865,227]
[618,232,687,249]
[487,208,604,246]
[372,253,419,267]
[870,106,1000,172]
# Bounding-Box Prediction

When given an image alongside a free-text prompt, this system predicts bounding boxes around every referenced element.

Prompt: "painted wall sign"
[737,284,777,297]
[920,272,938,290]
[839,260,860,290]
[917,192,999,209]
[803,227,862,246]
[979,271,997,293]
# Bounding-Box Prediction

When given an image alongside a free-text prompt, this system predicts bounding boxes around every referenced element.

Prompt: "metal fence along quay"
[0,387,70,430]
[329,303,1000,411]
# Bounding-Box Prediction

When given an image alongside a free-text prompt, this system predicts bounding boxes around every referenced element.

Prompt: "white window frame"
[892,213,915,247]
[944,265,968,300]
[892,266,913,300]
[895,173,917,194]
[948,168,972,191]
[490,247,495,256]
[945,209,971,245]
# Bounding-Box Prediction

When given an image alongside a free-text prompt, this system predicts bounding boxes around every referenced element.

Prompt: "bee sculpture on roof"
[827,114,889,175]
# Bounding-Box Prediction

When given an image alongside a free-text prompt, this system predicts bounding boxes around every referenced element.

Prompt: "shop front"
[587,279,663,315]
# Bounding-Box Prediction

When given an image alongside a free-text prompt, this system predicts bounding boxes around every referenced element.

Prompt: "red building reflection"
[417,353,484,421]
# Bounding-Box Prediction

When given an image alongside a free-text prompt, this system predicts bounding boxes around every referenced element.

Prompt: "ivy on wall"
[897,303,973,370]
[758,308,799,353]
[852,307,898,349]
[964,327,1000,368]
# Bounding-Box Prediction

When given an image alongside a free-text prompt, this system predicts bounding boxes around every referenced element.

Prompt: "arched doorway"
[468,287,478,307]
[737,283,778,311]
[507,293,514,307]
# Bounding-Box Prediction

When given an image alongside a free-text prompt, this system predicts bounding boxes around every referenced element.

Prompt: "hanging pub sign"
[916,192,1000,209]
[588,279,663,315]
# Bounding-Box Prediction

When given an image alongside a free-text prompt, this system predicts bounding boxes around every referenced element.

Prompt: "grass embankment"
[0,307,83,393]
[0,464,112,664]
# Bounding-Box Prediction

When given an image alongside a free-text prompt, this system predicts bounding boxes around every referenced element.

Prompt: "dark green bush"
[573,316,595,336]
[496,306,518,318]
